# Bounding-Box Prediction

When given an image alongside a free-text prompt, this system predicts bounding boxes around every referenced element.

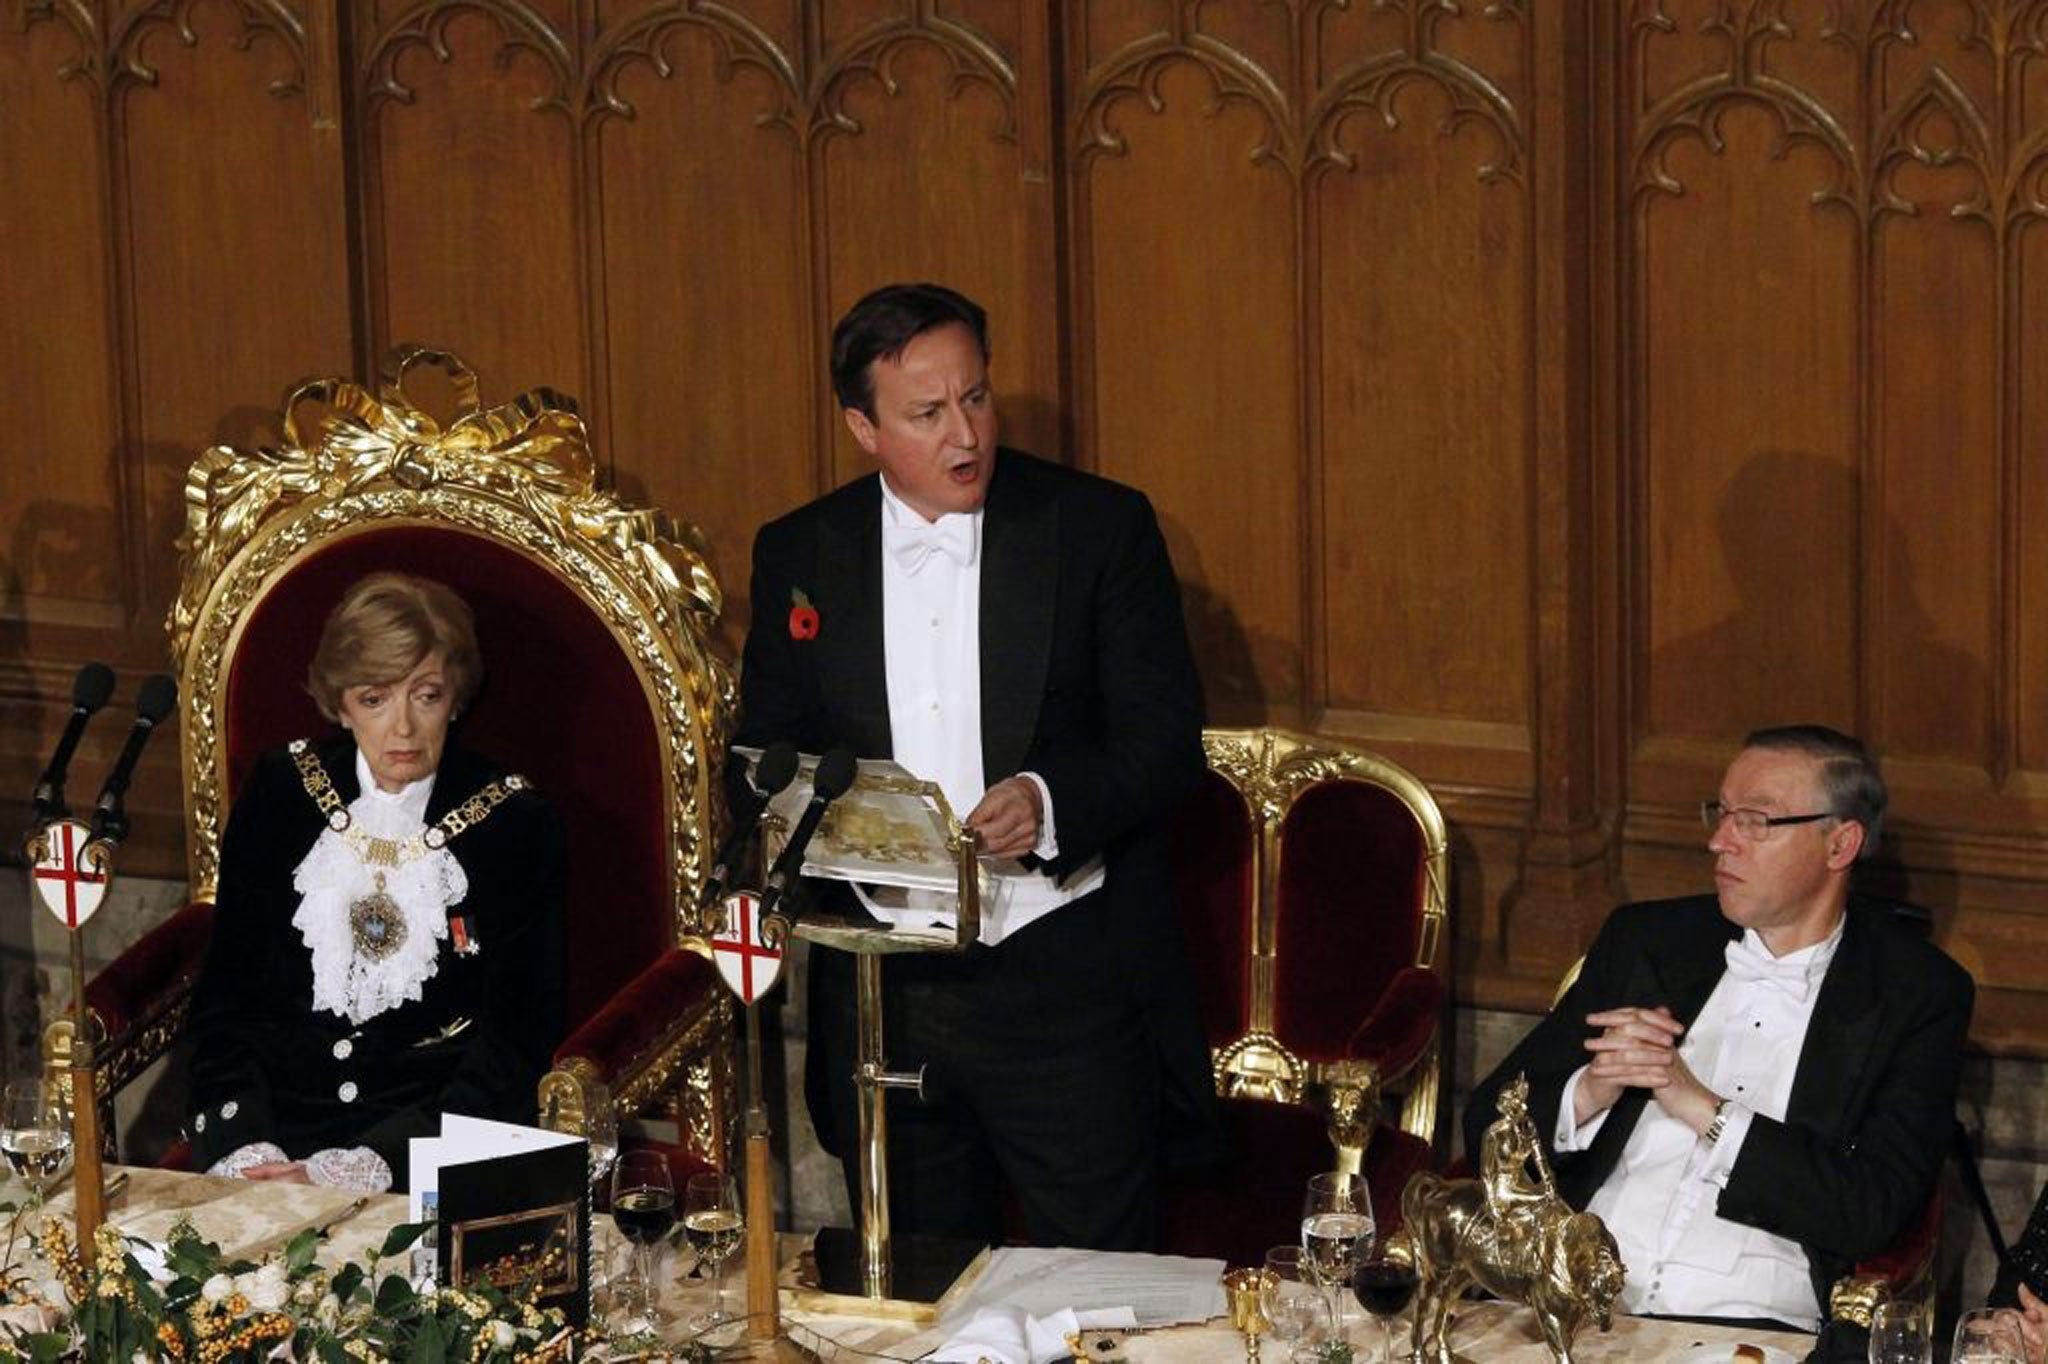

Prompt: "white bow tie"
[885,516,976,575]
[1722,936,1819,1004]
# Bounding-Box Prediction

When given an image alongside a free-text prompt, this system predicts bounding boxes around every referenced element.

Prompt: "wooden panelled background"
[5,0,2047,1053]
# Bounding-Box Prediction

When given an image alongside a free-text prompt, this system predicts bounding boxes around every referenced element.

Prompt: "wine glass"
[1302,1172,1374,1335]
[609,1151,676,1334]
[1868,1299,1933,1364]
[1954,1307,2028,1364]
[1352,1248,1419,1363]
[582,1081,619,1203]
[1261,1245,1331,1359]
[684,1171,745,1332]
[1,1079,72,1202]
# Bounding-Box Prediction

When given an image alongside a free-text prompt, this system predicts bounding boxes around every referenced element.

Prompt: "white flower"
[244,1274,291,1312]
[201,1272,234,1303]
[490,1321,516,1348]
[316,1292,341,1326]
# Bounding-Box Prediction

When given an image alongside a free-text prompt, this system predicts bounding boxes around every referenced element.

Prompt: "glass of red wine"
[1352,1248,1419,1363]
[610,1150,676,1334]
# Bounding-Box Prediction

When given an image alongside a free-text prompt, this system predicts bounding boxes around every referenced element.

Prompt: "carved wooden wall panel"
[1074,56,1305,717]
[6,0,2048,1052]
[360,7,586,409]
[589,15,814,652]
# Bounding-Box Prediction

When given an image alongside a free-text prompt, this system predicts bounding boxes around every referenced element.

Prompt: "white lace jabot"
[290,753,466,1025]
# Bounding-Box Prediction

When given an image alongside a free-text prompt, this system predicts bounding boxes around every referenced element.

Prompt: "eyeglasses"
[1700,801,1836,841]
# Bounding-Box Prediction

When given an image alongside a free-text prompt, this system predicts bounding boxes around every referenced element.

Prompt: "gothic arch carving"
[360,0,573,117]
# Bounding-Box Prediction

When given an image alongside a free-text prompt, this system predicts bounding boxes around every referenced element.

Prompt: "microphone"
[88,673,179,845]
[757,747,859,932]
[698,742,801,908]
[30,662,116,824]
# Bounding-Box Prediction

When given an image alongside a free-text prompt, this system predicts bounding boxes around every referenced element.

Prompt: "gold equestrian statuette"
[1398,1074,1624,1364]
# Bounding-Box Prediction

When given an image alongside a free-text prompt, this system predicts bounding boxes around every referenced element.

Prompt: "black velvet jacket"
[184,735,566,1188]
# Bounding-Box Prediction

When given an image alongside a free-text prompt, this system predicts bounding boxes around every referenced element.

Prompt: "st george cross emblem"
[709,891,783,1005]
[27,819,109,929]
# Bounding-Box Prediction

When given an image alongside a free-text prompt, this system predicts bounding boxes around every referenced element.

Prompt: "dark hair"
[1742,724,1887,858]
[830,283,990,418]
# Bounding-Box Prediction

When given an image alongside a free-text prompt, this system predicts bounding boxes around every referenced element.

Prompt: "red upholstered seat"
[1158,729,1449,1263]
[50,348,737,1175]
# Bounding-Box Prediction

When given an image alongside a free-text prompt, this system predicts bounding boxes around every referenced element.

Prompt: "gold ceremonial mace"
[22,820,110,1267]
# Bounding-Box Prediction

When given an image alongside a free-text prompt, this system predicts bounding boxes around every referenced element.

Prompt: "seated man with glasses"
[1467,725,1972,1337]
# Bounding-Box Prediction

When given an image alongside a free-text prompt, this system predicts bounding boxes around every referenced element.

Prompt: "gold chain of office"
[289,739,527,961]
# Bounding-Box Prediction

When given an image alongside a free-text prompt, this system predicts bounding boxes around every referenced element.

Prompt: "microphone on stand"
[758,747,859,941]
[30,663,116,825]
[87,674,178,846]
[699,741,801,908]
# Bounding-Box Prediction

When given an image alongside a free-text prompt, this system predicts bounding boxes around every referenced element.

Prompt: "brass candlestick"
[1221,1267,1275,1364]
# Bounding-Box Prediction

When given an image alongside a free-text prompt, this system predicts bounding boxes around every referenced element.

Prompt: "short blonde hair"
[307,573,481,721]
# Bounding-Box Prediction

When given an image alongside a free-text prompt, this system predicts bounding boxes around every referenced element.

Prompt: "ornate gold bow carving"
[173,344,720,663]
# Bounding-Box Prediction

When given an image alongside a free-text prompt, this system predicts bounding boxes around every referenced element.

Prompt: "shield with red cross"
[27,819,109,929]
[710,891,783,1004]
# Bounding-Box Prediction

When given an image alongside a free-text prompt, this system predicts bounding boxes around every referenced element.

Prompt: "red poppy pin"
[788,588,820,641]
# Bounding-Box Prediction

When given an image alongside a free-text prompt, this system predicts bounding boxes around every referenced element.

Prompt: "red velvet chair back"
[1159,728,1449,1262]
[1272,780,1429,1055]
[224,527,668,1030]
[1169,729,1447,1100]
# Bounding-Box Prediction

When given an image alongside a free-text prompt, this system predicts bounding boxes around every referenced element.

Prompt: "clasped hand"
[965,776,1042,860]
[1577,1005,1721,1134]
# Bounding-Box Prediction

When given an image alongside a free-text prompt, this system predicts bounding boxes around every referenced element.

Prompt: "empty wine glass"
[684,1171,744,1332]
[1262,1245,1331,1359]
[1867,1299,1932,1364]
[609,1151,675,1335]
[0,1078,71,1201]
[1954,1306,2027,1364]
[1302,1172,1374,1335]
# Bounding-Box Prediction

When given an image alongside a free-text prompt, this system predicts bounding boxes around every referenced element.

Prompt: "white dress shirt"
[877,476,1104,944]
[1553,916,1846,1329]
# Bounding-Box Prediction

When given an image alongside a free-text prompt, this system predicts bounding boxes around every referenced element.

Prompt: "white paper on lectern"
[737,748,982,898]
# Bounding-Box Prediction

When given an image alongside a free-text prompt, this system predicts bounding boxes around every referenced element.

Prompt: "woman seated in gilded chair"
[182,573,566,1192]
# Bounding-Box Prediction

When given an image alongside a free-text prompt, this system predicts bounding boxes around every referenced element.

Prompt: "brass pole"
[67,931,103,1265]
[853,953,890,1299]
[743,1002,778,1340]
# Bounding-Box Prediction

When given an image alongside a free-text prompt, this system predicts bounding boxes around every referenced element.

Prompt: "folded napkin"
[924,1305,1138,1363]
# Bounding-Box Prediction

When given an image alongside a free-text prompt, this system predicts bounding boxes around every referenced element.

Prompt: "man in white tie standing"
[1465,725,1972,1335]
[730,283,1219,1250]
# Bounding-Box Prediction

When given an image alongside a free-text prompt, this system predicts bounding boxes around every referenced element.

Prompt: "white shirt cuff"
[208,1141,289,1178]
[1694,1102,1753,1188]
[305,1146,394,1193]
[1555,1066,1610,1151]
[1018,771,1059,860]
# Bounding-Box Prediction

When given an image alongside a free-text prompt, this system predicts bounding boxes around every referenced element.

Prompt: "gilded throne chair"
[46,347,738,1174]
[1158,727,1448,1266]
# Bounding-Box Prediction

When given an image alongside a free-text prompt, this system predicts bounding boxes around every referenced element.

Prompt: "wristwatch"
[1703,1098,1729,1146]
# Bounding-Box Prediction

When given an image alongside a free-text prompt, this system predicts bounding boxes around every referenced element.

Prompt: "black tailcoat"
[184,736,566,1188]
[731,450,1222,1241]
[1466,894,1973,1314]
